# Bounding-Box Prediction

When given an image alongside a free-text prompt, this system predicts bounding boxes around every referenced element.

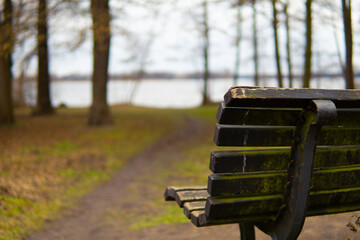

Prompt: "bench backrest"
[204,87,360,230]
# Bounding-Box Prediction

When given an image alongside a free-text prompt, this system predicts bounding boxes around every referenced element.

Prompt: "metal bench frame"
[254,100,336,239]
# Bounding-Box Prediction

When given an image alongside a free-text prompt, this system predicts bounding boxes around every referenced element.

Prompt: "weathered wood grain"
[190,210,204,227]
[204,187,360,221]
[208,165,360,196]
[224,87,360,108]
[214,124,360,146]
[210,148,290,173]
[217,102,360,127]
[164,186,207,201]
[184,201,206,219]
[210,146,360,173]
[175,190,209,207]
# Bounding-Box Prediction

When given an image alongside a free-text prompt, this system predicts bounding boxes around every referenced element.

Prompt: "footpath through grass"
[0,105,191,240]
[102,106,221,231]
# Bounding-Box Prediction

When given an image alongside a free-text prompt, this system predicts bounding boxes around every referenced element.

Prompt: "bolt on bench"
[165,87,360,240]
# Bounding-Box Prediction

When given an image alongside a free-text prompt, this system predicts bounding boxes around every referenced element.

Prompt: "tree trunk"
[303,0,312,88]
[253,0,259,86]
[341,0,354,89]
[284,0,293,88]
[0,0,14,125]
[272,0,283,88]
[202,0,210,105]
[233,5,242,86]
[88,0,112,125]
[34,0,53,115]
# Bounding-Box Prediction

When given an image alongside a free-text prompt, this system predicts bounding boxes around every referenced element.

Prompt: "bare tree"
[11,0,83,110]
[303,0,312,88]
[272,0,283,87]
[34,0,53,115]
[202,0,210,105]
[88,0,113,125]
[341,0,354,89]
[184,0,212,105]
[283,0,293,88]
[252,0,259,86]
[0,0,14,125]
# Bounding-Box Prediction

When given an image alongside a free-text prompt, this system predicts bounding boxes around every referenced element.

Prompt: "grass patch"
[0,105,183,239]
[0,169,110,240]
[129,204,189,231]
[183,105,218,123]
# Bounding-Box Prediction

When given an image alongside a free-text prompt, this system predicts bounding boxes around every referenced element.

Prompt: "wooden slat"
[205,194,282,219]
[210,148,290,173]
[217,103,360,127]
[184,201,206,219]
[208,171,286,197]
[214,124,294,146]
[164,187,177,201]
[164,186,207,201]
[190,210,204,227]
[224,87,360,108]
[175,190,209,207]
[313,146,360,168]
[210,146,360,173]
[312,167,360,191]
[204,187,360,221]
[307,188,360,216]
[319,127,360,146]
[331,108,360,127]
[208,165,360,197]
[214,124,360,146]
[196,199,360,227]
[197,211,278,227]
[216,102,301,126]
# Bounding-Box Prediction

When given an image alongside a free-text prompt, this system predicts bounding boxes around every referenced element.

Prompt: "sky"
[14,0,360,78]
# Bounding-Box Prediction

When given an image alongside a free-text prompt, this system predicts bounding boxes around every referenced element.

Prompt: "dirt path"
[25,116,358,240]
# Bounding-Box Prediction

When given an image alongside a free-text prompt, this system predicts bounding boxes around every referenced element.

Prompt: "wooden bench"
[165,86,360,240]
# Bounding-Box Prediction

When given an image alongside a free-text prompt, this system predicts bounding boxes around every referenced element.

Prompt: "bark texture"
[34,0,53,115]
[341,0,354,89]
[272,0,283,88]
[284,0,293,88]
[0,0,14,125]
[303,0,312,88]
[88,0,113,125]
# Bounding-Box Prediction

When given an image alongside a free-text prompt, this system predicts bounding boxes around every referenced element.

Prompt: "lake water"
[24,77,348,108]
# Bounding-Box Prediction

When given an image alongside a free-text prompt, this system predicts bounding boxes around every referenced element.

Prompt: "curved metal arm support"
[256,100,337,240]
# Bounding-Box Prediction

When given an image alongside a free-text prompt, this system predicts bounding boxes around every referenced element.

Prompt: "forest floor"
[0,106,358,240]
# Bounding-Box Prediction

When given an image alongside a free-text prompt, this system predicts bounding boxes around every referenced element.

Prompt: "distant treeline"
[23,71,360,81]
[52,71,235,80]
